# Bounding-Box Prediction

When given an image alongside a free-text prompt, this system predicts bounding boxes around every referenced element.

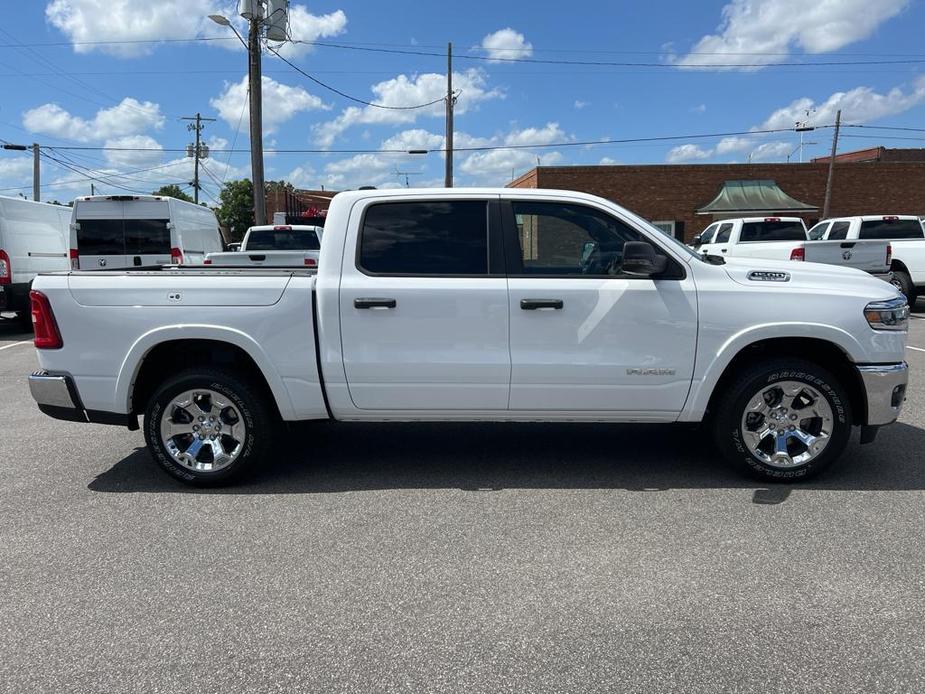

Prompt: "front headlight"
[864,297,909,331]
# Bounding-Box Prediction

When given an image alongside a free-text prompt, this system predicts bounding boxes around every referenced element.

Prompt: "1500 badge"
[626,368,676,376]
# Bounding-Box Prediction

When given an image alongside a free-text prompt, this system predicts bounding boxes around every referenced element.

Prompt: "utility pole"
[182,112,216,204]
[822,109,841,219]
[445,42,454,188]
[32,143,40,202]
[248,16,267,224]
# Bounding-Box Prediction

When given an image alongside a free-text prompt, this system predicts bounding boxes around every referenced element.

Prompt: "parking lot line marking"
[0,340,31,352]
[907,346,925,353]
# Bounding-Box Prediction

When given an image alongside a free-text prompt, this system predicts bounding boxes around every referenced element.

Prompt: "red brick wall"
[508,163,925,242]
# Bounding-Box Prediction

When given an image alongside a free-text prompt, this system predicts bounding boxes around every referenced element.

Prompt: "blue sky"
[1,0,924,203]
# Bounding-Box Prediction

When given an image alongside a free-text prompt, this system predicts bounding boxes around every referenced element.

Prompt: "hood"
[721,256,901,300]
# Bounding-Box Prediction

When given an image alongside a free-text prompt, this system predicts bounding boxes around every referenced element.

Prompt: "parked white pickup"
[28,189,909,486]
[205,224,323,267]
[808,215,925,304]
[693,216,891,277]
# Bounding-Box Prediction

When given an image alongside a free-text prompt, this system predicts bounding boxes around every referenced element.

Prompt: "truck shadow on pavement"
[88,421,925,504]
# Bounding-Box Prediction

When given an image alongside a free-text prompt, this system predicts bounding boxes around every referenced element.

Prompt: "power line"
[265,43,448,110]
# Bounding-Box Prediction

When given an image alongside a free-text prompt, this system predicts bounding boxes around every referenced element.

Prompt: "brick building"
[264,187,337,226]
[507,150,925,243]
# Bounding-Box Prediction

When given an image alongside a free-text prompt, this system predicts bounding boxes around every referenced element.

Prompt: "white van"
[0,195,71,322]
[70,195,223,269]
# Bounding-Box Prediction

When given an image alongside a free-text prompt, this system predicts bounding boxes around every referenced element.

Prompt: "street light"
[207,14,230,26]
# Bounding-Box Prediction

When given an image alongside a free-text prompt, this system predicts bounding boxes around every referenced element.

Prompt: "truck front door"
[338,198,511,411]
[503,199,697,415]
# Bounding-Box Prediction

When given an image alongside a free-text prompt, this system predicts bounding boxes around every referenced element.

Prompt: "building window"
[651,221,677,239]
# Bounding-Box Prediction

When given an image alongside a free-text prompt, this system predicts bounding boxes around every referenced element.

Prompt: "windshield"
[740,221,807,243]
[246,229,320,251]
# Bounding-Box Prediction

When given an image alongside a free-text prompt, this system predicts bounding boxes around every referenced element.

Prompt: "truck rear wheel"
[143,368,272,486]
[712,359,852,482]
[889,270,917,306]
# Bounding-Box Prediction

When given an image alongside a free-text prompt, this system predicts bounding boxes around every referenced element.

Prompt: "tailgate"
[805,240,890,273]
[206,251,316,267]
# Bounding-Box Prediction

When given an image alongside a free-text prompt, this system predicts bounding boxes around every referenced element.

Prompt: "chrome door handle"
[354,297,397,310]
[520,299,563,310]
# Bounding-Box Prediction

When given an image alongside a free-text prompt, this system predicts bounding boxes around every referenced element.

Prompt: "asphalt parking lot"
[2,309,925,693]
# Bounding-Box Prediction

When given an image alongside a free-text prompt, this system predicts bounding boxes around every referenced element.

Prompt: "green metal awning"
[697,179,818,215]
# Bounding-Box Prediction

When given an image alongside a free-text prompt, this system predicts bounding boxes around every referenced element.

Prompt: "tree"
[216,179,254,242]
[152,184,193,203]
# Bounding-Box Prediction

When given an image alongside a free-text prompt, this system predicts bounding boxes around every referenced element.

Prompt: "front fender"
[680,322,867,422]
[115,324,296,419]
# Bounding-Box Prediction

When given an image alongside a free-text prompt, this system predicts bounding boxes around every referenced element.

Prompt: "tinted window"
[740,221,806,242]
[859,219,925,240]
[124,219,170,255]
[76,219,123,256]
[247,229,320,251]
[511,201,652,276]
[714,223,733,244]
[700,224,718,244]
[828,222,850,240]
[360,201,488,275]
[807,222,829,240]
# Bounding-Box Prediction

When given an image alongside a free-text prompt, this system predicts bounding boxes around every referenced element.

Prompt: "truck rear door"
[73,200,127,270]
[338,198,510,411]
[123,199,171,267]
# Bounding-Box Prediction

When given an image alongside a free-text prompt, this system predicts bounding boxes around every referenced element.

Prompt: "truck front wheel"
[143,368,273,486]
[712,359,852,481]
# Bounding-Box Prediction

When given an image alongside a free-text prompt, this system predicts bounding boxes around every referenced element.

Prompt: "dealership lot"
[1,312,924,693]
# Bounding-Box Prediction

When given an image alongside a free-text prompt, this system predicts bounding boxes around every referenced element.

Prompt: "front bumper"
[857,362,908,426]
[29,370,137,428]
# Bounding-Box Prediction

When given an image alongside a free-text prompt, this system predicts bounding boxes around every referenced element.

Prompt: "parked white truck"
[204,224,322,267]
[27,189,909,486]
[808,215,925,304]
[693,216,892,277]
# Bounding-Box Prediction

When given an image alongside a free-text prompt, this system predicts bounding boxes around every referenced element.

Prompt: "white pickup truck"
[27,189,909,486]
[693,216,892,277]
[808,215,925,304]
[204,224,322,267]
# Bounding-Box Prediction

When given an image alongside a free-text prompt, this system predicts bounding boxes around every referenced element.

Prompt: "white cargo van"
[69,195,222,269]
[0,195,71,323]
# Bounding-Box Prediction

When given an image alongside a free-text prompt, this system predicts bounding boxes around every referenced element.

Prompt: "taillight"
[0,249,10,285]
[304,257,317,267]
[764,217,781,222]
[883,216,899,222]
[170,247,183,264]
[887,243,893,266]
[204,258,212,265]
[30,291,63,349]
[790,247,805,261]
[69,248,79,270]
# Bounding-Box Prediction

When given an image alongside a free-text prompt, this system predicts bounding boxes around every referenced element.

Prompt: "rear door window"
[359,201,489,275]
[76,219,124,255]
[859,219,925,240]
[807,222,830,240]
[739,221,806,242]
[124,219,170,255]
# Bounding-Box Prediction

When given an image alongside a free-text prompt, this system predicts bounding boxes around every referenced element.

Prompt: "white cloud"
[691,104,707,114]
[102,135,164,168]
[312,69,502,147]
[748,141,792,161]
[666,144,711,163]
[677,0,908,69]
[758,76,925,129]
[715,136,753,154]
[46,0,348,58]
[210,75,327,134]
[22,98,164,142]
[599,156,619,165]
[480,28,533,61]
[574,100,589,110]
[458,122,569,184]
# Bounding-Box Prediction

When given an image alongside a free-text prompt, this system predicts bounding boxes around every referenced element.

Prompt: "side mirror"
[622,241,668,277]
[691,234,702,248]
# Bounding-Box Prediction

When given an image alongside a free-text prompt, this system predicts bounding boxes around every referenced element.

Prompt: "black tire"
[890,269,917,306]
[712,359,852,482]
[143,368,273,486]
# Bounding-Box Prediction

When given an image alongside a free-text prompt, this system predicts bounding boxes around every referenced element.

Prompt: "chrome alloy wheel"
[159,389,246,472]
[740,380,834,468]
